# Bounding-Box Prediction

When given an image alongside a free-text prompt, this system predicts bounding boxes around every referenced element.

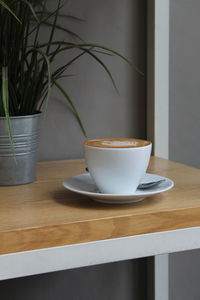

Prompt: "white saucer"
[62,173,174,204]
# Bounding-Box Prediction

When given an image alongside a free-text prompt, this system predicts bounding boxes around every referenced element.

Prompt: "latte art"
[101,140,137,147]
[85,138,151,148]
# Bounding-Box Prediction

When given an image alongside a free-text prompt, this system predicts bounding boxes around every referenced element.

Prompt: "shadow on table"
[52,187,157,211]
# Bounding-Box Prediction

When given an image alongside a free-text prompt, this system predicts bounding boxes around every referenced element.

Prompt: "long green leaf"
[0,0,21,23]
[2,66,16,160]
[21,0,39,22]
[77,43,144,75]
[46,0,61,55]
[54,81,86,136]
[33,48,51,113]
[35,11,85,22]
[37,41,143,75]
[41,21,84,41]
[79,47,119,94]
[27,3,64,37]
[52,51,86,80]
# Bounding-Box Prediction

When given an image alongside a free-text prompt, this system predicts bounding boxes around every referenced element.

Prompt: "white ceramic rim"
[84,140,152,151]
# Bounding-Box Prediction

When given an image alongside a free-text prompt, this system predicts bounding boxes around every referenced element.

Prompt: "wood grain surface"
[1,157,200,254]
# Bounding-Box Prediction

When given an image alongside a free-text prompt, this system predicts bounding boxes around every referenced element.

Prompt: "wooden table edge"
[1,205,200,255]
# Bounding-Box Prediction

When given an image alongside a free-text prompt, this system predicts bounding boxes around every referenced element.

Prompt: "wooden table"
[1,157,200,283]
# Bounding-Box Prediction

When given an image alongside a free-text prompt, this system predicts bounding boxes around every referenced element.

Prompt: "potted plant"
[0,0,141,185]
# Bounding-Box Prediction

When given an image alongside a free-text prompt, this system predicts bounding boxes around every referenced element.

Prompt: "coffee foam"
[85,138,151,148]
[101,140,137,147]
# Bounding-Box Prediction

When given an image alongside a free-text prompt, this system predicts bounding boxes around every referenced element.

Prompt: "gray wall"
[170,250,200,300]
[169,0,200,168]
[0,260,147,300]
[1,1,147,300]
[38,0,146,161]
[169,0,200,299]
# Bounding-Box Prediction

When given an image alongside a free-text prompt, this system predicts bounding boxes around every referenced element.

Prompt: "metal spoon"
[137,179,165,189]
[85,168,165,190]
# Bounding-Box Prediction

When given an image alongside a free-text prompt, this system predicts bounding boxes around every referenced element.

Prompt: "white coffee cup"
[84,138,152,194]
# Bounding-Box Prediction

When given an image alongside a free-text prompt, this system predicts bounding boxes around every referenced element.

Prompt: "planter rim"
[0,112,42,120]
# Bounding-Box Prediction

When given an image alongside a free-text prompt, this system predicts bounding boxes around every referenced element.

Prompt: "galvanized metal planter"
[0,113,41,185]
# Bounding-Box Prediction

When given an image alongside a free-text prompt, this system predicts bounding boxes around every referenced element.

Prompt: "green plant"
[0,0,142,135]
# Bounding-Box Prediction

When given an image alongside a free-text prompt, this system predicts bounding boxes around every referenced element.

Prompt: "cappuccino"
[84,138,152,194]
[84,138,150,149]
